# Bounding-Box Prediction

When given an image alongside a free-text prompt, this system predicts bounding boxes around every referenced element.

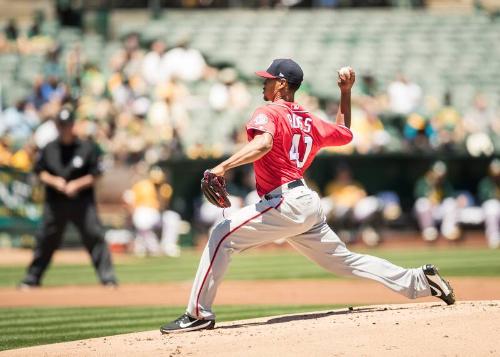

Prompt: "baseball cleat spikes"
[422,264,456,305]
[160,313,215,334]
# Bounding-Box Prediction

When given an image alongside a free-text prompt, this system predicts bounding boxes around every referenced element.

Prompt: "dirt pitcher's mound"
[4,301,500,357]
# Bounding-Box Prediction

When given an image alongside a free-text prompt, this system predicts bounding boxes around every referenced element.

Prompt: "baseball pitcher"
[160,59,455,333]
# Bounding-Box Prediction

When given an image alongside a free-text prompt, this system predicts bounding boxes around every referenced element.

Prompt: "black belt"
[264,179,304,200]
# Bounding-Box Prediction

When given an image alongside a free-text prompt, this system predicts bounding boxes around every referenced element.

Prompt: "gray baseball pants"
[187,182,431,320]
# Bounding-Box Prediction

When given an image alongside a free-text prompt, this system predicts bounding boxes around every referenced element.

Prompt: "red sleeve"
[246,107,276,139]
[314,117,353,147]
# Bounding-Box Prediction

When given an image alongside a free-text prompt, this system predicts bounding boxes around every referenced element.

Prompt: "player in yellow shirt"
[123,166,181,257]
[10,142,36,172]
[321,164,382,245]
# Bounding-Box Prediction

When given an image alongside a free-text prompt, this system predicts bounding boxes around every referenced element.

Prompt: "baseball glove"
[201,170,231,208]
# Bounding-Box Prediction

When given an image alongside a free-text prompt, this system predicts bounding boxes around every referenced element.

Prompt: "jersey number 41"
[289,133,312,168]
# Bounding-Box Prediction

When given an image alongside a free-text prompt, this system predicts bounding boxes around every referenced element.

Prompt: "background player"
[478,159,500,248]
[160,59,455,333]
[414,161,460,241]
[123,165,182,257]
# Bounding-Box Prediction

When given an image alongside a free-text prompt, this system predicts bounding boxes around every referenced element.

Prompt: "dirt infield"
[2,277,500,307]
[3,301,499,356]
[3,246,500,356]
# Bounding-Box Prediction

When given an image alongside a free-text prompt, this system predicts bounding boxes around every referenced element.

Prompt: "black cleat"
[17,280,40,290]
[422,264,456,305]
[102,280,119,289]
[160,313,215,334]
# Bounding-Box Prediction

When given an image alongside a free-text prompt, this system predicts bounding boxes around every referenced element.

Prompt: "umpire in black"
[20,106,117,287]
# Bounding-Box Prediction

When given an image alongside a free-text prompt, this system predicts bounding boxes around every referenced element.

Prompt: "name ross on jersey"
[287,113,312,133]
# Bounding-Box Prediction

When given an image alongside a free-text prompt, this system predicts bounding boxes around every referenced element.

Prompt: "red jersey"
[246,100,353,196]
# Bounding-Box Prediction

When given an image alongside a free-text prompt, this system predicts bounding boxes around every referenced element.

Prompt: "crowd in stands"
[0,18,498,248]
[1,20,499,170]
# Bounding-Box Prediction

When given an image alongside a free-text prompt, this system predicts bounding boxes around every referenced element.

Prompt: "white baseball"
[338,67,351,79]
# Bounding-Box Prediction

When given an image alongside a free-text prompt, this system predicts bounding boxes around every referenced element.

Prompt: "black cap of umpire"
[56,106,75,126]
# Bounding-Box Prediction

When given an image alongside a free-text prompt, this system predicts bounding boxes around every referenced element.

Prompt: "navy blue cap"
[256,59,303,85]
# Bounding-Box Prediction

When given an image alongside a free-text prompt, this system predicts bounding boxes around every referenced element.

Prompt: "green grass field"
[0,304,338,351]
[1,247,499,351]
[1,247,499,287]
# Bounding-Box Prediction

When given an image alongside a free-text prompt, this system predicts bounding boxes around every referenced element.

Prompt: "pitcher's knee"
[208,219,250,255]
[209,220,228,239]
[208,220,233,250]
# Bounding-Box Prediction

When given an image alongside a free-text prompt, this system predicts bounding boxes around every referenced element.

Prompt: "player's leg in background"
[321,195,354,243]
[287,222,431,299]
[21,202,68,286]
[483,199,500,248]
[187,190,317,320]
[439,197,461,240]
[353,196,382,246]
[132,206,162,256]
[71,201,117,285]
[160,210,181,257]
[353,196,380,223]
[414,197,438,241]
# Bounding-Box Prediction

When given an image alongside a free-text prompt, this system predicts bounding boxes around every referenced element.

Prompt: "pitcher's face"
[263,78,285,101]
